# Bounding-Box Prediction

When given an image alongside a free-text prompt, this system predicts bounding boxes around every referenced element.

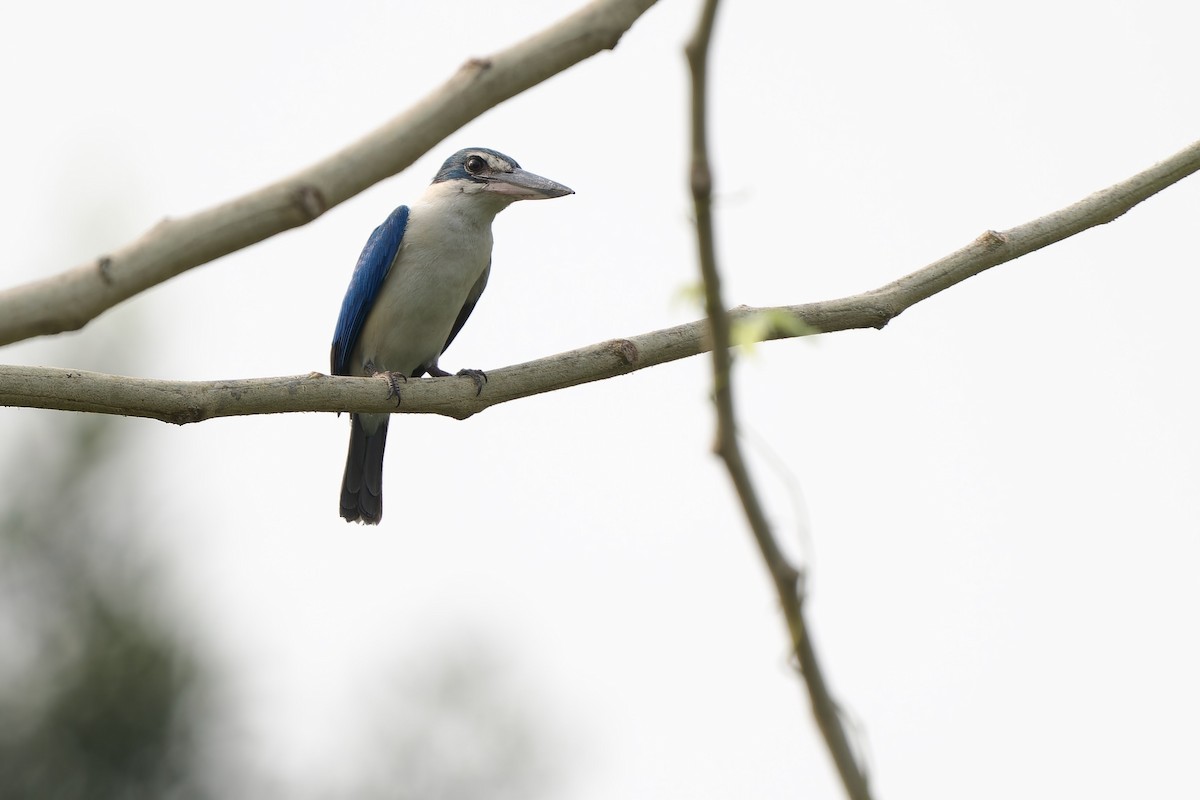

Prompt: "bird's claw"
[456,368,488,397]
[424,363,487,396]
[378,371,408,406]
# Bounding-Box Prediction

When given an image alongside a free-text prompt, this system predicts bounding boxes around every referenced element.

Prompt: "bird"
[330,147,573,524]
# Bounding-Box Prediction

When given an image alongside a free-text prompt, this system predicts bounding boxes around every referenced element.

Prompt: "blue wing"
[330,206,409,376]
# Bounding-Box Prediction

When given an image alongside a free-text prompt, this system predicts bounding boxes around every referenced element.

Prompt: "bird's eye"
[464,155,487,174]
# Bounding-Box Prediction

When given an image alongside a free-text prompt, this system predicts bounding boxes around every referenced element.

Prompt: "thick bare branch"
[2,136,1198,422]
[0,0,657,348]
[685,1,872,798]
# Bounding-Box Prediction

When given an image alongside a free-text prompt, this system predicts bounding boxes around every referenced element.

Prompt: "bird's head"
[430,148,573,205]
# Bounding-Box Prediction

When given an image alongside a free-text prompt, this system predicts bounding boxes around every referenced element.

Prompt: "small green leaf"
[731,310,817,354]
[673,281,707,310]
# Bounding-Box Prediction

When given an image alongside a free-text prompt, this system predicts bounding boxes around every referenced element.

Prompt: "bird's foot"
[456,368,488,397]
[424,364,488,396]
[423,363,451,378]
[375,371,408,406]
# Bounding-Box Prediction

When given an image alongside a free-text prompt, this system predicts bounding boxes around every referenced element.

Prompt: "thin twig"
[685,1,873,798]
[0,0,658,348]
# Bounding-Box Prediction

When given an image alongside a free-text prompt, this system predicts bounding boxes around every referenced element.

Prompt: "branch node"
[461,57,493,76]
[869,305,895,330]
[291,185,328,221]
[976,229,1008,249]
[607,338,640,366]
[166,406,205,426]
[96,256,115,285]
[690,162,712,198]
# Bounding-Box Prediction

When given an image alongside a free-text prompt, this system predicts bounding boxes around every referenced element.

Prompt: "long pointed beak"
[486,168,574,200]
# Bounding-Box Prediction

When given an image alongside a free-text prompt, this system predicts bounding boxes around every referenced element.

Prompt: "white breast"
[351,190,495,377]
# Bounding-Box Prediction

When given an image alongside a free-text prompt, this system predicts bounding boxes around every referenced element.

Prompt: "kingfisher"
[331,148,573,524]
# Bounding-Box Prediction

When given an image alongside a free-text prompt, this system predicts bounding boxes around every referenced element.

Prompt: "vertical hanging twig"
[684,2,873,797]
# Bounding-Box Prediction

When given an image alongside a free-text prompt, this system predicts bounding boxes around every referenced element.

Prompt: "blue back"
[330,205,409,376]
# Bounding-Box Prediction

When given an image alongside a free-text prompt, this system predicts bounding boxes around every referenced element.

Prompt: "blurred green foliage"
[0,414,206,799]
[0,411,558,798]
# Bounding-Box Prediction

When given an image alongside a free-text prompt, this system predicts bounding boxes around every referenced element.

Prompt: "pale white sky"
[3,0,1199,797]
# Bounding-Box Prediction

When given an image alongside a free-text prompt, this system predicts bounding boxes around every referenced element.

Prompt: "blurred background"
[2,1,1198,797]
